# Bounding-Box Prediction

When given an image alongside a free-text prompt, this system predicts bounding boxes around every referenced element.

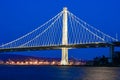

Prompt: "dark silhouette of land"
[88,51,120,66]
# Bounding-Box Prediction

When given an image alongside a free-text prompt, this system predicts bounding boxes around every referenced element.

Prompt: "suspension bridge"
[0,7,120,65]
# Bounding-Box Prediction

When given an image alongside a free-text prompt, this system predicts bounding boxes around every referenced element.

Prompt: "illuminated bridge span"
[0,7,120,65]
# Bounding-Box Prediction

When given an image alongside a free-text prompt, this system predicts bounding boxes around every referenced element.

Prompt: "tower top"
[63,7,68,11]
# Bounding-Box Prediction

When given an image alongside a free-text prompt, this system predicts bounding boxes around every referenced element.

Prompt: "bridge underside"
[0,42,120,53]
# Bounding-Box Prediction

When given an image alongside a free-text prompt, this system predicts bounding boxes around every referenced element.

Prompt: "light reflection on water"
[80,67,119,80]
[0,66,120,80]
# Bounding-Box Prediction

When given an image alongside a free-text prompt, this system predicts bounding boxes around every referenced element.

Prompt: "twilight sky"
[0,0,120,60]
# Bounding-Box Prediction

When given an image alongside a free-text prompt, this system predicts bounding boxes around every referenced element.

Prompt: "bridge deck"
[0,42,120,52]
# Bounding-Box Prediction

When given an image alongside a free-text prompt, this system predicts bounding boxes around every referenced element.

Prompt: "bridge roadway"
[0,42,120,53]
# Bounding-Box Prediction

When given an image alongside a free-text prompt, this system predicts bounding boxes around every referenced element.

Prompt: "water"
[0,65,120,80]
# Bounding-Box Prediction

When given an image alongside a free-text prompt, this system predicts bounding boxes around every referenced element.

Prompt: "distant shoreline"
[0,64,120,67]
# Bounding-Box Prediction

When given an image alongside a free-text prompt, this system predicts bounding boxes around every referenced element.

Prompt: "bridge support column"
[109,45,114,63]
[61,7,69,65]
[61,48,68,65]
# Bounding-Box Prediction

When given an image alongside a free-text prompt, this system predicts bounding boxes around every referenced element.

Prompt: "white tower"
[61,7,69,65]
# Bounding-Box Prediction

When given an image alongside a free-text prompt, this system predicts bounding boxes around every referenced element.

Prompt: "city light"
[0,59,86,66]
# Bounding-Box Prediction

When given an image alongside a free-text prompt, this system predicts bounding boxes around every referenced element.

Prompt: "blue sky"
[0,0,120,60]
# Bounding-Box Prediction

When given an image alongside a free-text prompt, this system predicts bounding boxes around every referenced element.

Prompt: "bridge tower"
[61,7,69,65]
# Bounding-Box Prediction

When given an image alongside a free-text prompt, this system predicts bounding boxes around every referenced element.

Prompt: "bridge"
[0,7,120,65]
